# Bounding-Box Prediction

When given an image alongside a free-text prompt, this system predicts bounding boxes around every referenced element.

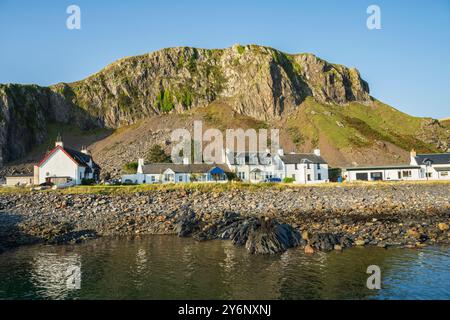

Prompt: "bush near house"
[122,162,138,174]
[283,177,295,183]
[146,145,171,163]
[81,178,96,186]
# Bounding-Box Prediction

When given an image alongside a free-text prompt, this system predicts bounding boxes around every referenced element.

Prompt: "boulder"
[245,218,301,254]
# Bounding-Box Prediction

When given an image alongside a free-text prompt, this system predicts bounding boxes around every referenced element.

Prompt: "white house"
[410,150,450,180]
[223,149,284,183]
[223,148,328,183]
[344,165,422,182]
[279,149,329,184]
[35,136,100,185]
[122,158,229,184]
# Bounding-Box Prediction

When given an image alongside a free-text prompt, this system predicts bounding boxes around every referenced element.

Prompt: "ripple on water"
[0,236,448,300]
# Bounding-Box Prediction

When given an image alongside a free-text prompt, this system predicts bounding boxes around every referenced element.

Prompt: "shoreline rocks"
[0,183,449,254]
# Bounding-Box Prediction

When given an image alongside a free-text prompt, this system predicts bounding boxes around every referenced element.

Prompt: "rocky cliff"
[0,45,448,169]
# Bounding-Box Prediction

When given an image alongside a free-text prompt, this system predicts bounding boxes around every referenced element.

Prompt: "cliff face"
[59,45,371,127]
[0,45,447,167]
[0,84,99,164]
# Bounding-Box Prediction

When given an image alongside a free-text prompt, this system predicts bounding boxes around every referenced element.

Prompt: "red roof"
[38,146,85,167]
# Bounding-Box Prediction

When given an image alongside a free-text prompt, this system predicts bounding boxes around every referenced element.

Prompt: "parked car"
[262,177,282,183]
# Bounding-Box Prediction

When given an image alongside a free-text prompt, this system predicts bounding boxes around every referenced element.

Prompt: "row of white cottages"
[123,149,450,184]
[122,148,329,184]
[4,137,450,186]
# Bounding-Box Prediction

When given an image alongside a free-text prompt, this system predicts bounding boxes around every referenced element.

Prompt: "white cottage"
[223,149,285,183]
[344,165,422,182]
[35,136,100,185]
[122,158,229,184]
[410,150,450,180]
[279,149,329,184]
[224,148,329,184]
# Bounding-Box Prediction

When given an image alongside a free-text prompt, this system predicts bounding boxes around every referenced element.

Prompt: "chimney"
[33,165,39,185]
[55,134,64,148]
[137,158,145,174]
[277,148,284,156]
[410,149,417,165]
[313,149,321,156]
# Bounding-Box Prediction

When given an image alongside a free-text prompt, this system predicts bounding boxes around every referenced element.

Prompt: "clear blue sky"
[0,0,449,118]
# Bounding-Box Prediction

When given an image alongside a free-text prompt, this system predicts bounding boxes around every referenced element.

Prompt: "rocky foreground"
[0,183,449,255]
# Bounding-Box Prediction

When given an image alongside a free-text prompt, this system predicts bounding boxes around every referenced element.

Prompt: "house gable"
[38,146,81,168]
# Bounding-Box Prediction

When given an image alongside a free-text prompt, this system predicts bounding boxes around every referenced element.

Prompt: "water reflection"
[31,251,81,300]
[0,236,448,300]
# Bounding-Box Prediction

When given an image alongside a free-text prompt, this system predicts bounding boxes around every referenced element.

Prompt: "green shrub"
[81,178,96,186]
[237,45,245,55]
[156,89,174,113]
[122,162,138,173]
[146,145,171,163]
[283,177,295,183]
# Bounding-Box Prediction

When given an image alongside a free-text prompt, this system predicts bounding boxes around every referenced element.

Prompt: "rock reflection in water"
[0,236,448,299]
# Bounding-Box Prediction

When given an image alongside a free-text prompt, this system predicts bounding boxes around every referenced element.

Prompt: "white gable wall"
[39,149,81,184]
[285,163,329,183]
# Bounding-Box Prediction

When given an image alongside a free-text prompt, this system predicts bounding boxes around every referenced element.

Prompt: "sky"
[0,0,449,119]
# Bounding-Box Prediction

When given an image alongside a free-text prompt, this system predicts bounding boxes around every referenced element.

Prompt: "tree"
[122,162,138,174]
[146,145,171,163]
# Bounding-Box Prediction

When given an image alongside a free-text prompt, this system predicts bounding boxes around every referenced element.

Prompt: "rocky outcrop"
[57,45,371,125]
[0,84,97,163]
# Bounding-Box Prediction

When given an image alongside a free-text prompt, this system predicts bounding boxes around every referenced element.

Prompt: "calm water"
[0,236,448,300]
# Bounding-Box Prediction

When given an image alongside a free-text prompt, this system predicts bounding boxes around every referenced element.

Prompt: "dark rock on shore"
[245,218,301,254]
[175,206,199,237]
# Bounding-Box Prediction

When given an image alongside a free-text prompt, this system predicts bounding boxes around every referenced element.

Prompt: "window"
[151,176,156,182]
[291,174,296,180]
[318,173,322,180]
[307,163,310,169]
[441,172,448,177]
[370,172,383,181]
[426,172,432,178]
[402,170,412,178]
[356,172,369,181]
[294,164,298,170]
[238,172,246,180]
[178,175,183,182]
[307,174,311,181]
[398,171,401,179]
[317,163,321,169]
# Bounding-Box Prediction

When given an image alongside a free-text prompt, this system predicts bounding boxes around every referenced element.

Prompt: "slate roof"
[141,163,229,174]
[434,166,450,172]
[39,146,100,170]
[229,152,272,165]
[345,165,421,171]
[280,153,327,164]
[414,153,450,165]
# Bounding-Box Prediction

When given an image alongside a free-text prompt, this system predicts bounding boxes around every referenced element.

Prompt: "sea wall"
[0,183,449,254]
